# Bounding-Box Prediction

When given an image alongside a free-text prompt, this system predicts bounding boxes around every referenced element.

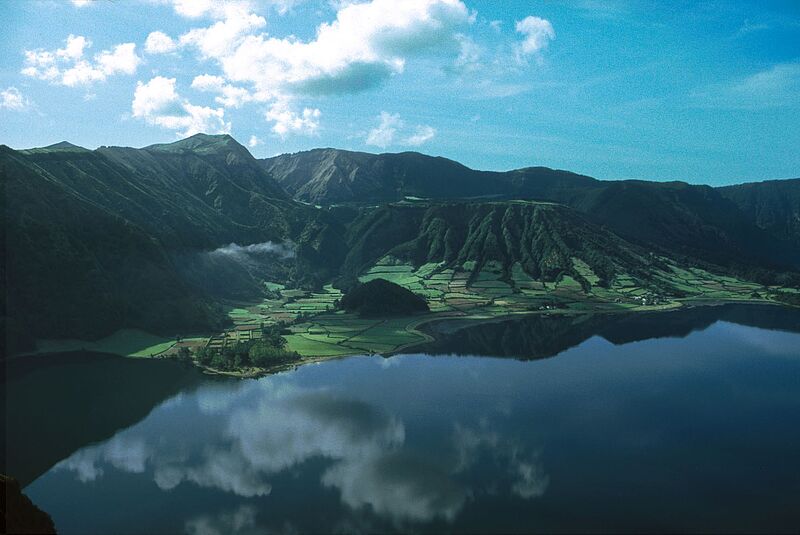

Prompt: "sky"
[1,0,799,185]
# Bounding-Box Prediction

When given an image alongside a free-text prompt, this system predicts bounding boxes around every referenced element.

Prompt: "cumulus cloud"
[132,76,179,117]
[248,135,261,147]
[179,5,267,60]
[132,76,230,137]
[57,34,89,60]
[366,111,400,148]
[22,1,554,137]
[366,111,436,148]
[218,0,470,96]
[95,43,140,75]
[145,31,178,54]
[22,34,141,87]
[265,102,321,137]
[0,87,30,111]
[515,16,555,59]
[191,74,259,108]
[151,0,474,136]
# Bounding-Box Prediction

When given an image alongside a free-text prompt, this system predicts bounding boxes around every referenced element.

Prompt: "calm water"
[9,305,800,533]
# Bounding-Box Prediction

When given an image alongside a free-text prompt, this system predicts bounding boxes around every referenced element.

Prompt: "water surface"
[12,305,800,533]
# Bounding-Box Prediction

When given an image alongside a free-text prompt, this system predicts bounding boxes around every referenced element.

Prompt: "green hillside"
[3,134,798,360]
[1,135,345,352]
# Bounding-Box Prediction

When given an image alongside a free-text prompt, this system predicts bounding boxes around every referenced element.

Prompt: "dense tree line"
[194,323,299,371]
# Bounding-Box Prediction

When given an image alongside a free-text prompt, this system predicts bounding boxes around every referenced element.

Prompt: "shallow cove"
[10,304,800,533]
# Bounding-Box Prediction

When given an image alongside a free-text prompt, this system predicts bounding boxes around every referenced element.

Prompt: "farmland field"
[27,257,793,365]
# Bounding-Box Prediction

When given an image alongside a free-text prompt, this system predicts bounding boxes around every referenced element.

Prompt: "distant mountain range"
[263,147,800,271]
[3,134,798,352]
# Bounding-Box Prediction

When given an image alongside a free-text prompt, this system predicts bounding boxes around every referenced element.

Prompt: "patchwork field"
[28,257,793,367]
[196,256,788,361]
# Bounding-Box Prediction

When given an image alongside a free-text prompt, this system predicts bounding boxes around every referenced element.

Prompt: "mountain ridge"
[261,146,800,273]
[3,134,799,354]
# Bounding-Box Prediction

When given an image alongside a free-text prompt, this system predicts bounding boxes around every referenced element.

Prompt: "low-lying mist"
[175,240,297,301]
[209,241,296,261]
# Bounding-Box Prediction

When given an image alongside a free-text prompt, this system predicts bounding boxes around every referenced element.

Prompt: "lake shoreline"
[15,298,793,379]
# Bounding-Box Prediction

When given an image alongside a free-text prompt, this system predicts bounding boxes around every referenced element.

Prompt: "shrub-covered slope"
[340,201,667,291]
[264,148,800,274]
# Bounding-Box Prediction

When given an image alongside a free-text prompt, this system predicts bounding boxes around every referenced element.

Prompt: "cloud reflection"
[54,372,548,527]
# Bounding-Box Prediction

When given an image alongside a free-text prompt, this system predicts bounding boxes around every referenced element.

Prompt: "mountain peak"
[38,141,89,151]
[144,133,245,154]
[18,140,90,154]
[45,141,85,150]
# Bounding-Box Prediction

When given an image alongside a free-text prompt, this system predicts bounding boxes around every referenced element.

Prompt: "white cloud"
[405,124,437,146]
[692,63,800,110]
[57,34,89,60]
[191,74,227,92]
[71,0,92,6]
[139,0,551,138]
[265,102,321,137]
[145,31,178,54]
[60,61,106,87]
[515,16,555,58]
[22,34,141,87]
[1,86,30,111]
[366,111,401,148]
[132,76,180,117]
[179,4,266,59]
[191,74,259,108]
[265,0,304,15]
[453,34,482,73]
[95,43,141,75]
[163,0,302,19]
[366,111,436,148]
[728,63,800,106]
[177,0,471,99]
[167,0,256,20]
[132,76,230,137]
[248,135,261,147]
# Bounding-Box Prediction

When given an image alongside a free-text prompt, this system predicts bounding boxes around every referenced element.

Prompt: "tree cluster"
[195,323,299,371]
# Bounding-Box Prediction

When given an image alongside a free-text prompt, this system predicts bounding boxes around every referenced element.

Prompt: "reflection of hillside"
[4,353,203,487]
[420,304,800,360]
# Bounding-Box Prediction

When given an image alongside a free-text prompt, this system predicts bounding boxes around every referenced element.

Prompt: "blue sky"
[1,0,798,185]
